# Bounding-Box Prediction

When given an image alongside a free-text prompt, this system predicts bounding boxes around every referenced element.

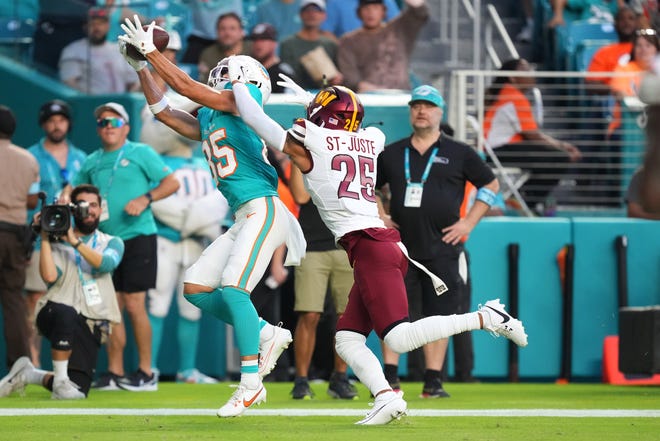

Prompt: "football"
[126,25,170,61]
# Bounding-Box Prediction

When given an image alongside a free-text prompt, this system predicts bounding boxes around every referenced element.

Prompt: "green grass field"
[1,381,658,440]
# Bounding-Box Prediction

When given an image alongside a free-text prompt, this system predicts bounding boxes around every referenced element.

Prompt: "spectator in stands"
[610,28,660,100]
[198,12,249,84]
[280,0,344,90]
[25,100,87,368]
[376,85,498,397]
[626,166,660,218]
[338,0,429,92]
[287,164,357,400]
[32,0,94,75]
[638,54,660,213]
[250,0,303,42]
[321,0,400,38]
[61,102,180,392]
[0,184,124,400]
[247,23,298,93]
[547,0,623,29]
[180,0,243,64]
[0,105,40,372]
[483,58,582,211]
[58,7,138,94]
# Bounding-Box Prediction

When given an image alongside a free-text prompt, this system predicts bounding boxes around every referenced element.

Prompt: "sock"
[222,287,259,359]
[178,317,200,372]
[52,360,68,381]
[384,313,481,353]
[259,317,268,331]
[184,288,233,325]
[424,369,442,384]
[27,367,48,385]
[240,370,260,388]
[384,363,399,382]
[149,314,165,368]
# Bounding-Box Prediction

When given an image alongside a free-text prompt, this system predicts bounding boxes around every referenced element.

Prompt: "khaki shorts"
[24,250,47,292]
[294,249,353,313]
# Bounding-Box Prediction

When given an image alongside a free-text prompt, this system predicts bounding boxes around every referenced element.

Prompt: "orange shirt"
[483,83,537,148]
[587,42,633,85]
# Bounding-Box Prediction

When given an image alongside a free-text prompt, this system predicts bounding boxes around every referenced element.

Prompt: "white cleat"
[479,299,528,347]
[258,322,293,378]
[355,391,407,425]
[0,356,32,398]
[52,378,86,400]
[217,382,267,417]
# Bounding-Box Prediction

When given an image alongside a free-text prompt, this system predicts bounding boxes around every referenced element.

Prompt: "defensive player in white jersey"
[229,56,528,425]
[119,17,305,417]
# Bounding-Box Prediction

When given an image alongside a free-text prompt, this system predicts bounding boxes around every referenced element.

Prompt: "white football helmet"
[230,55,272,105]
[208,57,231,91]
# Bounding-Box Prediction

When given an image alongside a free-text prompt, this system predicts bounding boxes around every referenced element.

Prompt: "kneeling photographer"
[0,184,124,399]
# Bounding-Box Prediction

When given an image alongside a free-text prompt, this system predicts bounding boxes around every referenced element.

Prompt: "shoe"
[0,356,32,397]
[92,372,122,391]
[258,322,293,378]
[420,377,450,398]
[117,369,158,392]
[327,372,357,399]
[52,378,85,400]
[479,299,528,347]
[176,368,218,384]
[217,381,267,417]
[291,377,314,400]
[356,391,407,425]
[516,23,532,43]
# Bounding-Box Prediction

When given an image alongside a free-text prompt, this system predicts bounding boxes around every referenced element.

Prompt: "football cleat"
[217,382,267,417]
[356,390,407,425]
[0,356,32,397]
[52,378,85,400]
[258,322,293,378]
[479,299,528,347]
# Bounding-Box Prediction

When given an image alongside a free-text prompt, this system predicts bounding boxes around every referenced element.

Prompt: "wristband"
[476,187,497,207]
[148,96,169,115]
[145,192,153,203]
[73,240,83,249]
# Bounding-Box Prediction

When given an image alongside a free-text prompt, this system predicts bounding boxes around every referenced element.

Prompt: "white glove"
[119,14,156,56]
[276,73,314,107]
[227,55,247,83]
[118,40,147,71]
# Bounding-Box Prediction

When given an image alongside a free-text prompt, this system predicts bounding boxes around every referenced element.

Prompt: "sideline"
[1,408,659,417]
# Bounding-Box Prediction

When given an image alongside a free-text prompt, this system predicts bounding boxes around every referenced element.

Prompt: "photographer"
[0,184,124,399]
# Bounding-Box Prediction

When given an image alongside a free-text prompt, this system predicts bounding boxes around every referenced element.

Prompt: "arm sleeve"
[232,82,288,151]
[98,237,125,273]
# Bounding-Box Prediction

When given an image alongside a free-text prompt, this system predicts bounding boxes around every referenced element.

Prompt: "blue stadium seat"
[0,17,35,63]
[554,20,616,71]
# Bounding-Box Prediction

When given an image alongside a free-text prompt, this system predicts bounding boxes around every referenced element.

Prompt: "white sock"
[52,360,68,382]
[384,312,481,353]
[26,367,48,385]
[240,371,261,389]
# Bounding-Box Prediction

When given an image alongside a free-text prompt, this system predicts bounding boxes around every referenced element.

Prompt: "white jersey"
[290,120,387,241]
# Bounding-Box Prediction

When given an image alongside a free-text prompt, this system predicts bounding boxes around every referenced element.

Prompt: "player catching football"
[228,56,529,425]
[118,16,305,417]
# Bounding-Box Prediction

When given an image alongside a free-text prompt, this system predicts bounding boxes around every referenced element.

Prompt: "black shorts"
[405,250,464,317]
[112,234,157,293]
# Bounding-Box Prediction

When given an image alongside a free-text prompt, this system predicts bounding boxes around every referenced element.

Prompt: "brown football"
[126,25,169,61]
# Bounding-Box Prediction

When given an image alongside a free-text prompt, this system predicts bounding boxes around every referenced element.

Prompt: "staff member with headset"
[376,85,499,398]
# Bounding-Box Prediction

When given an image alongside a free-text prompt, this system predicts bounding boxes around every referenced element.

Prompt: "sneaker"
[258,322,293,378]
[217,381,267,417]
[356,391,407,425]
[0,356,32,397]
[479,299,528,347]
[92,372,122,391]
[420,377,450,398]
[516,23,533,43]
[52,378,85,400]
[291,377,314,400]
[327,372,357,399]
[176,368,218,384]
[117,369,158,392]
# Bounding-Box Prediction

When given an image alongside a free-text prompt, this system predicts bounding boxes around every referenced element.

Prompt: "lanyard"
[405,147,438,185]
[95,146,125,198]
[41,142,71,192]
[74,231,98,284]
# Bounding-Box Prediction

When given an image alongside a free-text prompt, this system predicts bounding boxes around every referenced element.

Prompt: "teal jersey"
[197,84,279,212]
[27,138,87,250]
[72,141,172,239]
[156,156,216,242]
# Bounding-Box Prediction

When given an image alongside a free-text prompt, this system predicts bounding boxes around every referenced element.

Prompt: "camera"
[39,200,89,237]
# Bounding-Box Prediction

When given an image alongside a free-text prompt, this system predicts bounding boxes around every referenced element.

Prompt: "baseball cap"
[88,7,109,21]
[248,23,278,41]
[94,102,130,123]
[0,105,16,138]
[359,0,384,6]
[38,100,72,125]
[300,0,326,11]
[408,85,445,109]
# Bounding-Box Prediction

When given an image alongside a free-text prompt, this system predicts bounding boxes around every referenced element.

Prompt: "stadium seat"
[554,20,615,71]
[0,17,35,63]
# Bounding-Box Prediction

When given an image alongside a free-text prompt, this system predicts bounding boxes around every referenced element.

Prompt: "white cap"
[166,30,182,51]
[300,0,326,11]
[94,102,129,123]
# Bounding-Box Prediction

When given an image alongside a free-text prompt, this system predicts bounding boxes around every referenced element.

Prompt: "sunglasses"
[636,28,657,36]
[96,117,126,128]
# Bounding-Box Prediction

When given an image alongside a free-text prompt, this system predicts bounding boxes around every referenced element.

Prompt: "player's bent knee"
[335,330,366,359]
[383,323,413,354]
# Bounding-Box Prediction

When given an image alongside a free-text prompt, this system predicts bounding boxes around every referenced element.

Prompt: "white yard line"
[0,408,658,417]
